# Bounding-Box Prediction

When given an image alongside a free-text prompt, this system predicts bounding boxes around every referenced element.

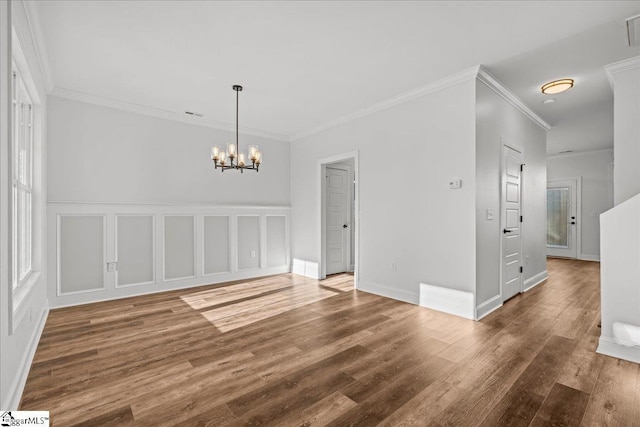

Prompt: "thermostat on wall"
[449,179,462,189]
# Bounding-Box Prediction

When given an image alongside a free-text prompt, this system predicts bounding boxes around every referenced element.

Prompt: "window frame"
[11,64,35,292]
[9,44,42,334]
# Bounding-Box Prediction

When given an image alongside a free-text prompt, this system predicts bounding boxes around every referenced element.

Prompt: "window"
[11,65,34,291]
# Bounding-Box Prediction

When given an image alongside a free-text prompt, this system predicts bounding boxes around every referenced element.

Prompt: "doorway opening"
[319,152,358,287]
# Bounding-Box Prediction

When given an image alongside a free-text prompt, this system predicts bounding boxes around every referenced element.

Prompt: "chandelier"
[211,85,261,172]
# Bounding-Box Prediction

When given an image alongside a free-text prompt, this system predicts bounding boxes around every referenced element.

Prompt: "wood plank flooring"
[21,259,640,426]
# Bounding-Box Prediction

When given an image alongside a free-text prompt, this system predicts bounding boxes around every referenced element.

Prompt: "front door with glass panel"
[547,179,578,258]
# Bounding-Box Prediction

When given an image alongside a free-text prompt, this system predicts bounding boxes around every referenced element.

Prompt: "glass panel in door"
[547,187,570,248]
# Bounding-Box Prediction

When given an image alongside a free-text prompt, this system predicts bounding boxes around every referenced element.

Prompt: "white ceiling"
[487,18,639,153]
[31,1,640,151]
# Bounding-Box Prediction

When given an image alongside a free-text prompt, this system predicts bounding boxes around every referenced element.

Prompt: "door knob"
[343,224,348,228]
[503,229,513,234]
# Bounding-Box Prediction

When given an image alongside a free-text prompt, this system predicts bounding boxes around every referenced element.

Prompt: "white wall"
[47,96,290,206]
[597,57,640,363]
[598,194,640,363]
[291,77,477,302]
[547,149,613,260]
[1,1,49,409]
[475,79,548,307]
[606,57,640,205]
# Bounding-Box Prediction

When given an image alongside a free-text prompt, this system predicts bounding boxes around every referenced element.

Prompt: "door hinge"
[520,215,523,222]
[520,266,523,274]
[520,164,525,172]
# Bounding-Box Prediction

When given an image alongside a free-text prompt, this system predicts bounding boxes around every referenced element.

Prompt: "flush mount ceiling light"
[541,79,574,95]
[211,85,261,173]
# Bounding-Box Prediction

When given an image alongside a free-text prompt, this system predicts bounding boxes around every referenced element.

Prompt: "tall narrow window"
[12,66,34,290]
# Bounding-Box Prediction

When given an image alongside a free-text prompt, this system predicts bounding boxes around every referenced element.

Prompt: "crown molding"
[292,64,550,141]
[476,65,550,131]
[50,87,289,142]
[604,56,640,90]
[20,0,55,93]
[47,200,291,209]
[291,65,481,141]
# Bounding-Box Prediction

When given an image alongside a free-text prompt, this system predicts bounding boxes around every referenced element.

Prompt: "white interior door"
[325,167,349,275]
[547,179,578,258]
[501,145,523,302]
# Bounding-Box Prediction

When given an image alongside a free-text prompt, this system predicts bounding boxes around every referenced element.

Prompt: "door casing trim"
[318,151,359,286]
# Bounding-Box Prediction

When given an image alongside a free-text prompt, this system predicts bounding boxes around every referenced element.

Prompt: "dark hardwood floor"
[21,259,640,426]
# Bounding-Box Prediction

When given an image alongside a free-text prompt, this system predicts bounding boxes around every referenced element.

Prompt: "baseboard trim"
[476,295,502,320]
[579,254,600,262]
[419,283,474,320]
[3,303,49,410]
[597,336,640,364]
[358,281,419,305]
[292,259,319,279]
[50,266,291,309]
[523,270,548,292]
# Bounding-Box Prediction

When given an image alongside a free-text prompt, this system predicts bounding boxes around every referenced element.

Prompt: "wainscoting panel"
[203,215,230,275]
[163,215,196,281]
[266,215,287,268]
[237,215,261,271]
[116,215,155,287]
[58,215,106,295]
[47,203,291,308]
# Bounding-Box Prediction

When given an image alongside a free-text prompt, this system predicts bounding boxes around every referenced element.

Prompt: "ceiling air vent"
[627,14,640,46]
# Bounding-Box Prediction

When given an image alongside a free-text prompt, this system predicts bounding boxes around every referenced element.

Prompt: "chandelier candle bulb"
[219,151,226,165]
[248,145,258,161]
[255,151,262,165]
[227,143,236,159]
[238,153,246,167]
[211,146,220,160]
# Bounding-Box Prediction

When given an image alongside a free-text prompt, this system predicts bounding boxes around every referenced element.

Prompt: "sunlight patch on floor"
[178,275,349,332]
[203,286,338,332]
[179,276,293,310]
